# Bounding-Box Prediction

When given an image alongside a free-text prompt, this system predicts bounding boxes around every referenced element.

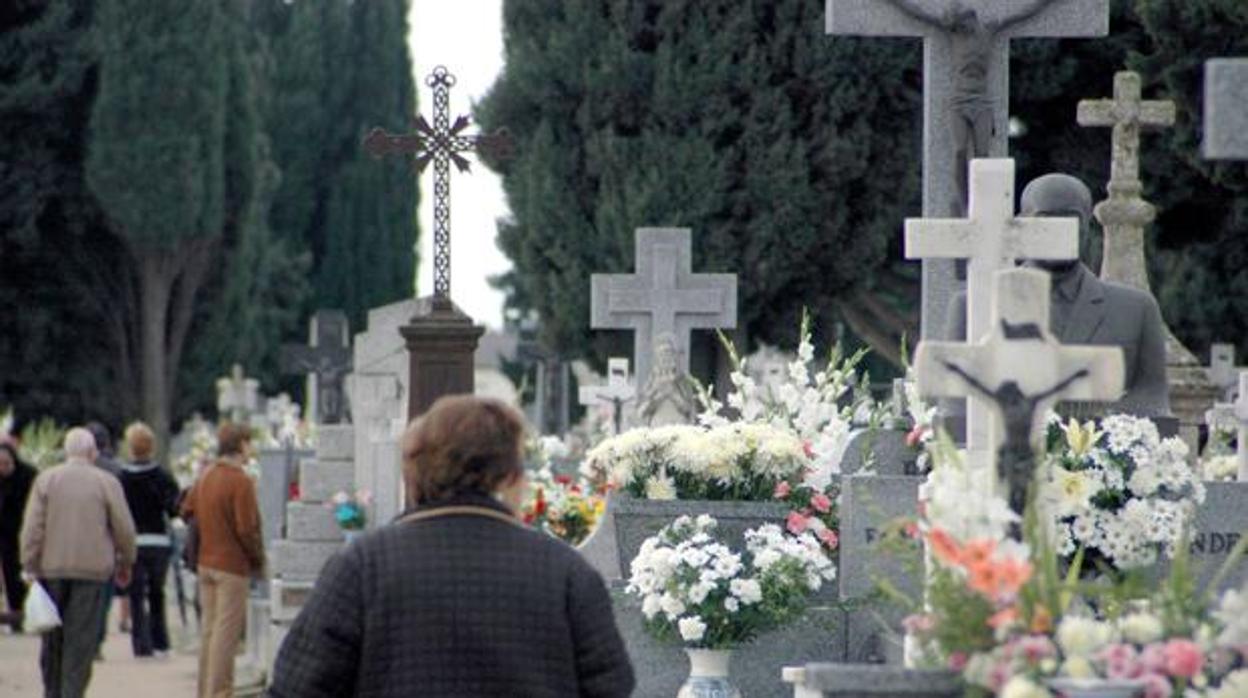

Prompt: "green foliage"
[479,0,921,370]
[19,417,67,470]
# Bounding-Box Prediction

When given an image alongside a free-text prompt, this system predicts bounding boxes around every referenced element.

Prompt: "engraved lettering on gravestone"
[364,65,513,305]
[883,0,1057,213]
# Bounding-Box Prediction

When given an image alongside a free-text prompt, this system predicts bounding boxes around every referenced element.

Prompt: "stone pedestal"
[1169,363,1222,456]
[782,664,961,698]
[400,296,485,420]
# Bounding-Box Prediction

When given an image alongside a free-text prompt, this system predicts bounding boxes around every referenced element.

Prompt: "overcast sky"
[408,0,510,329]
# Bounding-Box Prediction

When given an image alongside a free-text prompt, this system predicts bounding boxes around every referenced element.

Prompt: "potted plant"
[626,514,837,697]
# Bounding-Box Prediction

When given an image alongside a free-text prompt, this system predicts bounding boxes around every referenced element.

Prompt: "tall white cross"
[1207,372,1248,482]
[216,364,259,424]
[578,358,637,435]
[914,268,1124,459]
[904,158,1079,451]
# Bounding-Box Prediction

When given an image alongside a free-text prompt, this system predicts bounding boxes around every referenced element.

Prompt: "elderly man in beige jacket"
[21,426,136,698]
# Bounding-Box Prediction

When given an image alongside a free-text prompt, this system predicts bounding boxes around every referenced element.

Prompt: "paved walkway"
[0,601,208,697]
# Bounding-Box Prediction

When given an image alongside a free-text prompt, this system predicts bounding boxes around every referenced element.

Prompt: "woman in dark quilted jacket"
[269,395,635,698]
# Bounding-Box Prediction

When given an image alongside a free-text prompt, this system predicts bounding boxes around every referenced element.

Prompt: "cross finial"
[364,66,513,304]
[1077,71,1175,186]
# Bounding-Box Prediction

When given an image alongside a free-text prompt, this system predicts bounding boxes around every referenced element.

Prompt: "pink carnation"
[1139,672,1172,698]
[946,652,968,671]
[811,493,832,513]
[774,481,792,499]
[1015,635,1057,664]
[816,528,839,550]
[1100,644,1141,680]
[1139,643,1168,674]
[786,511,809,534]
[1162,639,1203,679]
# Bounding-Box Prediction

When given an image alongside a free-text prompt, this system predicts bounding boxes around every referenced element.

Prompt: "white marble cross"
[826,0,1109,338]
[1078,71,1175,184]
[1206,372,1248,481]
[1204,58,1248,160]
[905,158,1079,450]
[914,268,1124,455]
[216,364,259,423]
[578,357,636,434]
[591,227,737,389]
[1208,343,1243,402]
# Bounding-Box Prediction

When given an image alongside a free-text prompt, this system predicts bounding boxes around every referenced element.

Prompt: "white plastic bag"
[23,581,61,633]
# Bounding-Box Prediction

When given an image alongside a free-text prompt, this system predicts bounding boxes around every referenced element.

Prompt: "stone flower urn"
[1046,677,1146,698]
[678,649,742,698]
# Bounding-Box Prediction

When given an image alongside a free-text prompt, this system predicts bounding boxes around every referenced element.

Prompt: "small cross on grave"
[591,227,737,389]
[281,310,352,424]
[905,158,1078,452]
[826,0,1109,337]
[364,65,513,306]
[1204,58,1248,160]
[1206,372,1248,482]
[217,364,259,424]
[578,358,636,435]
[1078,71,1175,186]
[914,268,1125,534]
[1208,343,1243,402]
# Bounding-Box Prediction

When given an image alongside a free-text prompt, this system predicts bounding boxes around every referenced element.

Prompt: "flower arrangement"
[694,311,869,489]
[329,490,372,530]
[520,466,607,546]
[584,423,810,501]
[1041,414,1205,569]
[898,433,1248,698]
[173,420,217,479]
[626,514,836,648]
[1201,423,1239,482]
[773,480,841,551]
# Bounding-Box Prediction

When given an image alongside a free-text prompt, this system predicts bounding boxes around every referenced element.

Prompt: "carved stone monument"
[216,364,259,424]
[578,357,636,434]
[635,334,698,427]
[825,0,1109,339]
[281,310,352,424]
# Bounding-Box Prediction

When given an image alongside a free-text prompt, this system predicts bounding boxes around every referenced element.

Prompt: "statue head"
[947,2,980,33]
[1020,173,1093,275]
[651,334,680,379]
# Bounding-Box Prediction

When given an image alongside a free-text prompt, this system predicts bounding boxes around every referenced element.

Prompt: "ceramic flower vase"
[677,649,742,698]
[1045,677,1146,698]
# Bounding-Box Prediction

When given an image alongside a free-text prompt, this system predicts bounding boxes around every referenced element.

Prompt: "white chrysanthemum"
[724,597,740,613]
[641,594,662,620]
[1118,612,1164,645]
[1056,616,1114,657]
[1215,587,1248,646]
[729,578,763,604]
[1207,670,1248,698]
[1001,676,1051,698]
[645,475,677,500]
[678,616,707,642]
[659,593,686,620]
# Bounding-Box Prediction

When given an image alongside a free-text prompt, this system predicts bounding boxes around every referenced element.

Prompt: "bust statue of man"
[636,334,698,427]
[944,173,1171,419]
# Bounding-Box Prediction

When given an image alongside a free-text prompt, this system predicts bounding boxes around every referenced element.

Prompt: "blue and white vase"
[1046,677,1146,698]
[677,649,742,698]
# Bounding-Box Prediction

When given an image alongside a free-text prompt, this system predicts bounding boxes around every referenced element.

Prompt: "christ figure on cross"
[884,0,1058,210]
[940,357,1089,525]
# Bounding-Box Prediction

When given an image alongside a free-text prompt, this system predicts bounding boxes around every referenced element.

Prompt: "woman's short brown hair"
[124,422,157,461]
[401,395,526,504]
[217,422,252,457]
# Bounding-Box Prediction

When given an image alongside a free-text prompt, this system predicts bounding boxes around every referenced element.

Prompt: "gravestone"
[591,227,737,390]
[578,357,636,434]
[1187,481,1248,592]
[281,310,352,424]
[1208,343,1243,403]
[1204,58,1248,160]
[839,475,925,665]
[826,0,1109,339]
[904,158,1079,454]
[216,364,259,423]
[256,446,314,551]
[839,429,920,476]
[782,664,961,698]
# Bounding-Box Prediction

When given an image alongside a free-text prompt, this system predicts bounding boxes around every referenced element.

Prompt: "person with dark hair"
[269,395,635,698]
[181,422,264,698]
[0,441,37,632]
[118,422,180,658]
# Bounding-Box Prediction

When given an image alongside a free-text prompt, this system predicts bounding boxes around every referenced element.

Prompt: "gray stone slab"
[298,459,355,503]
[578,494,621,581]
[316,424,354,461]
[258,448,313,546]
[1204,58,1248,160]
[1185,481,1248,594]
[840,429,920,476]
[270,539,341,581]
[613,581,847,698]
[269,578,315,623]
[285,501,345,543]
[839,476,923,665]
[793,664,961,697]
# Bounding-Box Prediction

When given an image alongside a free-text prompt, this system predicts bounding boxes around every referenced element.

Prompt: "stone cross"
[281,310,352,424]
[216,364,259,424]
[826,0,1109,339]
[904,158,1078,451]
[364,65,512,305]
[1204,58,1248,160]
[1207,372,1248,482]
[591,227,737,389]
[914,268,1124,524]
[578,357,636,434]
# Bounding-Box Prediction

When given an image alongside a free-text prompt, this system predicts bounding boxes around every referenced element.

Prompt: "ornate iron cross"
[364,66,512,302]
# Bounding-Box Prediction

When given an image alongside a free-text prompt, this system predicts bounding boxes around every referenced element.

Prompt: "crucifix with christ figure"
[914,268,1124,536]
[578,358,637,435]
[364,65,513,307]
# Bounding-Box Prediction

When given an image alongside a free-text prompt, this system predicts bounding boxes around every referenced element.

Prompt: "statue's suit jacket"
[943,263,1171,419]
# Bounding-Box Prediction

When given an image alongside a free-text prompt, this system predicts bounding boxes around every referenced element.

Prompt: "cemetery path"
[0,601,202,697]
